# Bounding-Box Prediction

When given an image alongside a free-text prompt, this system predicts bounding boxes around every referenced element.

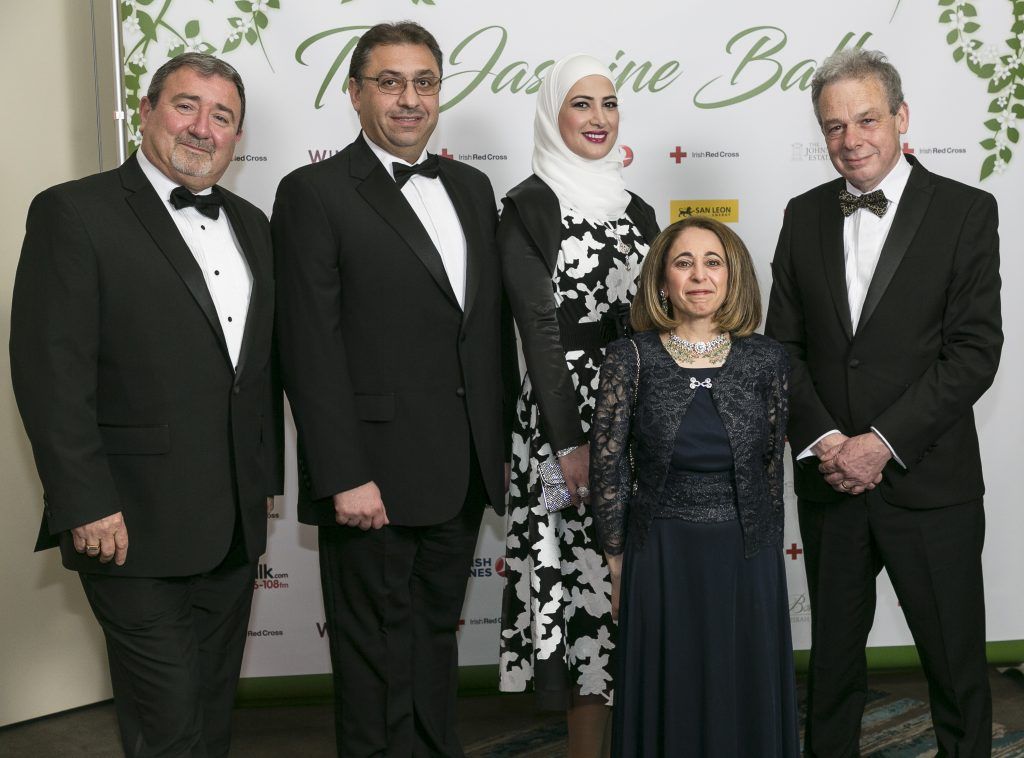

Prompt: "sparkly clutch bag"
[538,459,572,513]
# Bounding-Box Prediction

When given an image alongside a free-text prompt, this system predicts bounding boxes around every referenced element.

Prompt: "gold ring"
[840,481,851,491]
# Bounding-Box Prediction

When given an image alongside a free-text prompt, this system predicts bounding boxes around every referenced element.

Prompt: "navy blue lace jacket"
[590,330,790,558]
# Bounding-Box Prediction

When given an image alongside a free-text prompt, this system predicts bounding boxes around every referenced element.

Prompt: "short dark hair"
[146,53,246,132]
[631,216,763,338]
[347,21,443,82]
[811,49,904,125]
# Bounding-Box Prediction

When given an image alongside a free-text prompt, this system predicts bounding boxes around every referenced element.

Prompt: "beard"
[170,137,215,177]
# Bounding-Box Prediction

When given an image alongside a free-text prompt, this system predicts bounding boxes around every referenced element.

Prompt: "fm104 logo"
[253,563,290,590]
[470,556,506,578]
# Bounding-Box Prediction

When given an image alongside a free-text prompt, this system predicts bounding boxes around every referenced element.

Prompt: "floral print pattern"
[498,210,648,705]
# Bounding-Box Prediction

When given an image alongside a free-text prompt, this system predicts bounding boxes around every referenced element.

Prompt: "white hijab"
[533,54,631,222]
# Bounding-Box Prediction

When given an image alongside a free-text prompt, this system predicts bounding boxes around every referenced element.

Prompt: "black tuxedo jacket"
[765,155,1002,506]
[10,153,282,576]
[272,135,518,527]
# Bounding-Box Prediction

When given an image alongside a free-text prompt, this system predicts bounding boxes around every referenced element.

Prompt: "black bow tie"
[169,186,224,220]
[839,187,889,218]
[392,155,441,188]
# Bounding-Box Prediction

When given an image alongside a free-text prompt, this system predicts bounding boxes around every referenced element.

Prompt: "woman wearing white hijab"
[497,54,659,756]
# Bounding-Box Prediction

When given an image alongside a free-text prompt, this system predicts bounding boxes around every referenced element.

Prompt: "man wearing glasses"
[272,21,516,757]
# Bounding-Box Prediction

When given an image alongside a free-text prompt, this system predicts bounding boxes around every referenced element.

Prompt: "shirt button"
[455,387,465,397]
[228,316,233,323]
[200,225,206,230]
[232,386,240,395]
[214,270,220,276]
[849,358,860,368]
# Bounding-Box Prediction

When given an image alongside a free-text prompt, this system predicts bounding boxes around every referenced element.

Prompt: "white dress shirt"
[363,133,468,309]
[137,148,252,368]
[798,157,912,467]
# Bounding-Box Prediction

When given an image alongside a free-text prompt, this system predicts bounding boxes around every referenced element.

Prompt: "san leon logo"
[253,563,290,590]
[670,200,740,223]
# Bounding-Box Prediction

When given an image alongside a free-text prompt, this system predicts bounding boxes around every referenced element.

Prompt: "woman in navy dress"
[590,216,799,757]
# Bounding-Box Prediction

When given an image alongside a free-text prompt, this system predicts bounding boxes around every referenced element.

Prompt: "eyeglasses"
[360,75,442,96]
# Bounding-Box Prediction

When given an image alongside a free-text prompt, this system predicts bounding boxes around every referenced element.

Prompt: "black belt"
[557,302,632,353]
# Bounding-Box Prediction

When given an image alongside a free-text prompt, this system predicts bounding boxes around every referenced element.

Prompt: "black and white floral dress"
[498,209,649,708]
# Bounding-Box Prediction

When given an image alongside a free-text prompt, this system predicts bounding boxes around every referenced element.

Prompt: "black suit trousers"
[79,554,257,758]
[798,492,990,758]
[317,453,486,758]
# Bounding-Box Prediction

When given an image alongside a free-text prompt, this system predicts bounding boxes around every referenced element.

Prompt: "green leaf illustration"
[980,154,996,179]
[980,137,997,149]
[1009,128,1020,143]
[137,11,156,39]
[185,19,200,39]
[236,1,253,11]
[984,118,1001,131]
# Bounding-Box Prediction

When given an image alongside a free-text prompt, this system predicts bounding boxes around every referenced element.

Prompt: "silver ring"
[85,544,100,553]
[576,486,590,499]
[840,480,851,491]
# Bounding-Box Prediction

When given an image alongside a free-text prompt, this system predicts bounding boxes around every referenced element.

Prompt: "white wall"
[0,0,119,728]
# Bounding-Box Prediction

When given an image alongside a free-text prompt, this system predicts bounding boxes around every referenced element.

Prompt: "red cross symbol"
[440,148,454,159]
[456,618,465,630]
[902,142,914,154]
[785,543,803,560]
[669,146,687,164]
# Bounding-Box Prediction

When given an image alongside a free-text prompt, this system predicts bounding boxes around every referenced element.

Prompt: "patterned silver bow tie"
[839,188,889,217]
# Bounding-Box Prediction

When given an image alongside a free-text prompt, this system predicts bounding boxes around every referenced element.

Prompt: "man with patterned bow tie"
[766,49,1002,757]
[10,53,281,757]
[272,21,517,757]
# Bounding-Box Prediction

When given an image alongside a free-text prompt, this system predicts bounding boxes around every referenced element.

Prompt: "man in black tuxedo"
[272,21,516,758]
[766,49,1001,757]
[10,54,281,757]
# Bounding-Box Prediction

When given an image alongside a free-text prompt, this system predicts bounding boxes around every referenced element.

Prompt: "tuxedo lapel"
[350,139,460,309]
[819,181,854,340]
[120,155,232,367]
[438,159,480,321]
[856,161,933,333]
[222,194,263,378]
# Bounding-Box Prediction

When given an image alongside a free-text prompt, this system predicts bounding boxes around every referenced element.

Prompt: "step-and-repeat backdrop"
[117,0,1023,678]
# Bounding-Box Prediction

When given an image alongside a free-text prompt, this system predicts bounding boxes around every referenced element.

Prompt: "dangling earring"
[658,289,670,316]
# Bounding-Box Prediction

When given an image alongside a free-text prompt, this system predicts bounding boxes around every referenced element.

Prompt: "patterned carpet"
[464,689,1024,757]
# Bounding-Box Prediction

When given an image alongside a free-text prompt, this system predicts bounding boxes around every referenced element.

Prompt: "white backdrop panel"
[116,0,1024,677]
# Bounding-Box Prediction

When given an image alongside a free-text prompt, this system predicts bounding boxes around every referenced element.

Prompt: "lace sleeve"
[589,338,638,556]
[766,346,791,524]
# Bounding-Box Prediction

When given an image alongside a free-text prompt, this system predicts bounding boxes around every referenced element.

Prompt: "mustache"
[176,135,214,153]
